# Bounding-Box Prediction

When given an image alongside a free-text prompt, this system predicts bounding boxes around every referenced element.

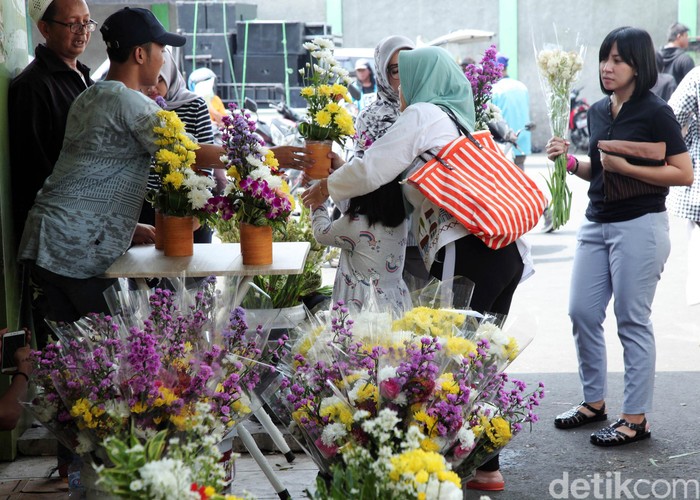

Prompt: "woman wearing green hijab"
[302,43,527,338]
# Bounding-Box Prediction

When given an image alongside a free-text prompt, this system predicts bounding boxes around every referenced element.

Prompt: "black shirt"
[585,91,687,223]
[8,44,93,249]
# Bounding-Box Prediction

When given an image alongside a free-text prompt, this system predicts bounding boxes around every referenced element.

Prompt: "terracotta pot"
[154,210,164,250]
[239,223,273,265]
[304,140,333,180]
[162,215,194,257]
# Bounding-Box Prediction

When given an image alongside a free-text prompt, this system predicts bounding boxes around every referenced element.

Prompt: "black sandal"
[554,402,607,429]
[590,418,650,447]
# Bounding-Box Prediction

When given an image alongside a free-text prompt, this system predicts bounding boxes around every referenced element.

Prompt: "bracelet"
[566,154,579,175]
[319,180,329,198]
[12,371,29,383]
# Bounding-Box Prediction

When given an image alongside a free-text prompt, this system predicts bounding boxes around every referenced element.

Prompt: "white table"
[104,241,310,499]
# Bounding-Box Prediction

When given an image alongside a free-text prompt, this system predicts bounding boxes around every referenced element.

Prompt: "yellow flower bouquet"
[148,110,215,218]
[298,38,355,179]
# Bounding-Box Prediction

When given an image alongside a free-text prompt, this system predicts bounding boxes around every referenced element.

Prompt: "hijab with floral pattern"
[398,46,476,132]
[353,35,415,157]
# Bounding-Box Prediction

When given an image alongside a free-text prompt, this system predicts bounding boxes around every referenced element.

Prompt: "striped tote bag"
[408,130,547,250]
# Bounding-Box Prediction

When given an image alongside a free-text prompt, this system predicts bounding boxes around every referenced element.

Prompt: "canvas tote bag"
[408,113,547,250]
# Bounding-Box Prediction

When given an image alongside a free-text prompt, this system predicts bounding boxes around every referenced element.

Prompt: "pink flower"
[314,437,338,459]
[379,378,402,400]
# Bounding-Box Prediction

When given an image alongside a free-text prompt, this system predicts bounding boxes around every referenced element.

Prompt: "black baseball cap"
[100,7,186,49]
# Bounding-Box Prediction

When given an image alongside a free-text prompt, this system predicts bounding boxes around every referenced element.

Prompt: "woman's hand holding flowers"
[546,136,569,162]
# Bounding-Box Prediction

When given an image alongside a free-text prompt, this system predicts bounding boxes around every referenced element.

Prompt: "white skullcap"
[28,0,54,24]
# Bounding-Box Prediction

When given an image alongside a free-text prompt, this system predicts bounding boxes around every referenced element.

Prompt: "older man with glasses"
[8,0,95,478]
[9,0,96,251]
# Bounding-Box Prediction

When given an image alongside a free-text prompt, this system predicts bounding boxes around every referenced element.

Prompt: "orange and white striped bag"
[407,130,547,250]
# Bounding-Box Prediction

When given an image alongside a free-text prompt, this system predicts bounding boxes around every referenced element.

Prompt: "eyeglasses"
[48,19,98,34]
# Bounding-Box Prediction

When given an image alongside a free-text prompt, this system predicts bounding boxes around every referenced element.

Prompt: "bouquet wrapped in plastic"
[263,280,544,492]
[28,277,287,495]
[535,30,586,230]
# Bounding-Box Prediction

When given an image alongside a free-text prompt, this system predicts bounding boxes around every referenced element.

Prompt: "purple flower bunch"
[28,281,288,454]
[220,103,264,170]
[463,44,504,129]
[266,300,545,477]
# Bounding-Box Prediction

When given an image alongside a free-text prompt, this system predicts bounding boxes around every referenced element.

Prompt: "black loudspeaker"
[236,21,306,54]
[233,54,310,85]
[183,33,236,83]
[177,2,257,34]
[304,23,332,37]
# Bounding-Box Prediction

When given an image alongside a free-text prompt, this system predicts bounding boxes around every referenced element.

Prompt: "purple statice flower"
[463,44,503,126]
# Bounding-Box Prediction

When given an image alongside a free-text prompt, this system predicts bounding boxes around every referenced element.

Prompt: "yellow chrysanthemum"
[355,382,378,403]
[331,83,347,96]
[506,336,519,361]
[420,438,440,452]
[315,109,332,127]
[155,386,179,407]
[333,109,355,136]
[226,166,241,181]
[319,401,354,428]
[413,410,438,436]
[485,416,512,448]
[326,102,341,113]
[265,150,280,170]
[131,401,148,414]
[318,84,332,97]
[444,336,477,358]
[301,86,315,97]
[155,149,185,170]
[163,170,185,189]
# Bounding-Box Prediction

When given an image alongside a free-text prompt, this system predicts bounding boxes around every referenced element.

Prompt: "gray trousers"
[569,212,670,414]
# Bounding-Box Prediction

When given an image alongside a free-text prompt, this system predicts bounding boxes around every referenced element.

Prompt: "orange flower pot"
[240,222,273,265]
[162,215,194,257]
[154,210,164,250]
[304,140,333,180]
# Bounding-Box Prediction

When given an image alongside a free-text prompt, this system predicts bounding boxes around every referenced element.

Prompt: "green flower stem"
[545,85,574,230]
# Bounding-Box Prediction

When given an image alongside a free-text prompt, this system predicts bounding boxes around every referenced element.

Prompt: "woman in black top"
[546,27,692,446]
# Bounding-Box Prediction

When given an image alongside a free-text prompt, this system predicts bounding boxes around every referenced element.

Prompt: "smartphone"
[1,330,26,373]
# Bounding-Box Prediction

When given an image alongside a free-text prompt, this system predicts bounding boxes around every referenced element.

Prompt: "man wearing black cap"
[17,7,226,324]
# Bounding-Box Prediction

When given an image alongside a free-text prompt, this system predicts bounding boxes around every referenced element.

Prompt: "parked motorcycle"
[569,87,590,152]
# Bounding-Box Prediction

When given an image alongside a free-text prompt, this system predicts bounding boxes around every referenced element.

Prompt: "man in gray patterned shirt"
[18,8,225,322]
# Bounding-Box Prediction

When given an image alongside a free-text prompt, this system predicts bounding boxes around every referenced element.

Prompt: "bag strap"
[418,106,483,170]
[437,106,482,149]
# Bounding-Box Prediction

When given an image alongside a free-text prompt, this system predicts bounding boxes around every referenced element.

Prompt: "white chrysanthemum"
[33,402,57,422]
[138,459,192,500]
[249,167,282,189]
[223,182,236,196]
[75,431,95,455]
[104,399,129,419]
[457,426,476,450]
[377,365,397,383]
[321,422,347,446]
[314,37,334,49]
[130,480,144,492]
[303,41,319,51]
[245,154,265,169]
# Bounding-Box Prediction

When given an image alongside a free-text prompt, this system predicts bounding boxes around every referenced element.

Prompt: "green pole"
[498,0,519,79]
[678,0,698,36]
[326,0,342,36]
